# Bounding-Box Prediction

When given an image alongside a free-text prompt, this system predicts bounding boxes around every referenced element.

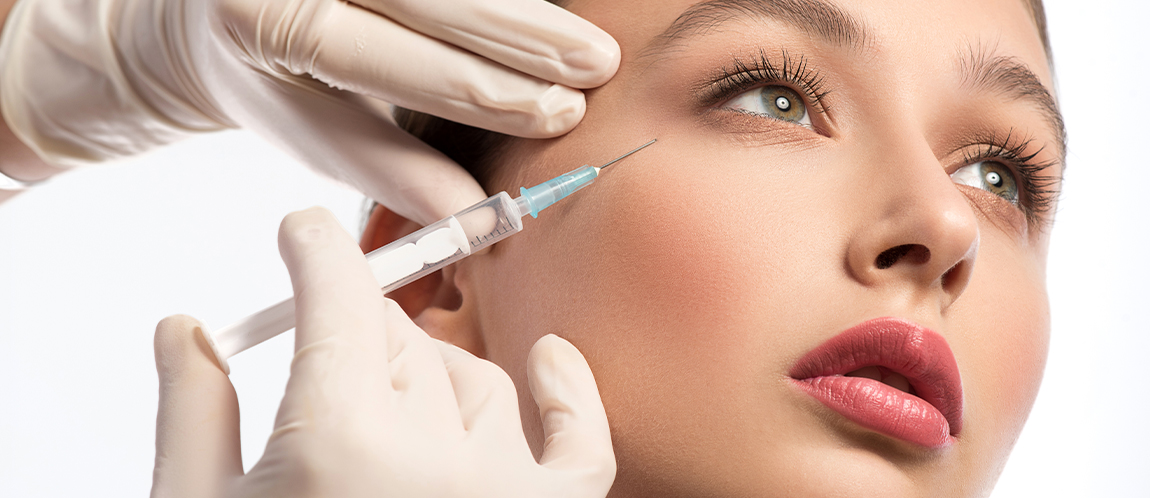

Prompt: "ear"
[360,204,486,358]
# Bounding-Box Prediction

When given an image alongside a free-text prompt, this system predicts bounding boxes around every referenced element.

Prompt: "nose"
[845,149,981,311]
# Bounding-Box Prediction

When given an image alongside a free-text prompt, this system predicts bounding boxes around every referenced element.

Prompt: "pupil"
[985,171,1002,187]
[775,96,791,111]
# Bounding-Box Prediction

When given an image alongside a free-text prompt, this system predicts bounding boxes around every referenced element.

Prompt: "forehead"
[570,0,1050,81]
[567,0,1062,157]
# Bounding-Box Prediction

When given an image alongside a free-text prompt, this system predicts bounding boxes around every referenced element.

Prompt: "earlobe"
[360,204,487,358]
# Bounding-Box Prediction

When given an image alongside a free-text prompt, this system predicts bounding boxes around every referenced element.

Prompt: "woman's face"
[439,0,1062,495]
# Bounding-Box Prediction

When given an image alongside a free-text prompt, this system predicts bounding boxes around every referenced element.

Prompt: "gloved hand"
[0,0,619,223]
[151,207,615,497]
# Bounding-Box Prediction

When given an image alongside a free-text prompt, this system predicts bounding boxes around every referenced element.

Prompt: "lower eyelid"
[725,108,815,132]
[697,110,827,147]
[954,184,1029,237]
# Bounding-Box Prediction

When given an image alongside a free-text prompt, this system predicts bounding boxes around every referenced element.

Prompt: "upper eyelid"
[952,141,1061,223]
[953,135,1053,174]
[957,46,1066,161]
[944,130,1059,174]
[697,49,831,113]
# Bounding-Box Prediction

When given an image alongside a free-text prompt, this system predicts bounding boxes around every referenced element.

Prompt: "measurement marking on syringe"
[472,224,514,247]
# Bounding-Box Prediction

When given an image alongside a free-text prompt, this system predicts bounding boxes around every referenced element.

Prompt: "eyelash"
[701,49,830,116]
[960,129,1061,225]
[701,50,1059,226]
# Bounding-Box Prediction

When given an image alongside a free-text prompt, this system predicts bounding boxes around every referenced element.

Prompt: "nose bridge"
[846,131,980,308]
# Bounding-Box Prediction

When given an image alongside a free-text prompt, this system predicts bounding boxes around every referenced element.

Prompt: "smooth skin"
[367,0,1062,496]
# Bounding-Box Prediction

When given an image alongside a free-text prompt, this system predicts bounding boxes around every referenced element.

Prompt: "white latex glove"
[151,207,615,497]
[0,0,619,223]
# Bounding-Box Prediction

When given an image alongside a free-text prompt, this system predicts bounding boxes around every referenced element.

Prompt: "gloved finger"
[218,0,586,138]
[359,0,620,89]
[436,341,532,448]
[151,315,242,497]
[380,301,466,433]
[277,207,392,403]
[347,105,488,225]
[225,76,486,226]
[527,335,615,491]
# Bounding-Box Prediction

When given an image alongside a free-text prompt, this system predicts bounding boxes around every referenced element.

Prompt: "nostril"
[875,245,910,269]
[940,260,967,293]
[941,264,957,289]
[875,244,930,269]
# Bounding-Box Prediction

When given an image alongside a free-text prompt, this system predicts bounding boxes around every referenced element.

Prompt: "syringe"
[201,139,657,373]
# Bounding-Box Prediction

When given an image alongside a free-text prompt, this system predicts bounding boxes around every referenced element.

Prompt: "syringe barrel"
[370,191,524,294]
[205,192,525,366]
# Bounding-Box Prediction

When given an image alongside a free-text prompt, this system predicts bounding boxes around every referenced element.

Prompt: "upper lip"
[788,317,964,437]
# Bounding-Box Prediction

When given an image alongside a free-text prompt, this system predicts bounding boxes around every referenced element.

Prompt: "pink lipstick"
[789,317,963,448]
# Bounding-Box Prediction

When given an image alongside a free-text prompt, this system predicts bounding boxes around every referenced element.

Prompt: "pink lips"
[789,317,963,448]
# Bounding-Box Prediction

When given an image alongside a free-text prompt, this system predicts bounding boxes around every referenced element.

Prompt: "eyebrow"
[640,0,1066,160]
[959,45,1067,159]
[642,0,869,56]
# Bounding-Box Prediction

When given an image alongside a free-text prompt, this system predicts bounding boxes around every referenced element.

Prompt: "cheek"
[593,176,749,335]
[550,164,796,490]
[561,145,830,362]
[472,144,851,487]
[947,231,1050,477]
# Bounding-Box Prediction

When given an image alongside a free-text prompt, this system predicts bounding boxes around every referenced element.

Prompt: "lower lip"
[793,376,953,448]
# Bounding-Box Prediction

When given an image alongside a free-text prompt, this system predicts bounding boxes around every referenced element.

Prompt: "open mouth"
[789,317,963,449]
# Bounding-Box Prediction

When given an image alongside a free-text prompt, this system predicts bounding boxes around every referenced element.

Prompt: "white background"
[0,0,1146,495]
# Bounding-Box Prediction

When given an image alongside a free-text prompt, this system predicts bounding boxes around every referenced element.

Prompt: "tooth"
[883,372,912,393]
[846,366,882,381]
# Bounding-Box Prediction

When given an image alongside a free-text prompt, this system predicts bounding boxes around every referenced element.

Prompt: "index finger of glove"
[216,0,586,138]
[278,207,391,390]
[357,0,620,89]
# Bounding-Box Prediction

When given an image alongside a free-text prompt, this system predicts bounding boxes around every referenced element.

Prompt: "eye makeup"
[954,128,1061,228]
[691,46,1060,228]
[696,48,830,117]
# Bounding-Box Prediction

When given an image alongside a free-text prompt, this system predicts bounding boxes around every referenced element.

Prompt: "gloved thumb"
[151,315,243,498]
[527,334,616,496]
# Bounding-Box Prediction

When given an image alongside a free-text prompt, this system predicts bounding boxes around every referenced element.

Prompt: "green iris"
[758,86,807,123]
[979,162,1018,203]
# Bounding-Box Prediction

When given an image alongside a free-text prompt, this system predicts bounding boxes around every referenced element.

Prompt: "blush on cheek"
[549,142,829,365]
[583,166,772,347]
[947,238,1050,472]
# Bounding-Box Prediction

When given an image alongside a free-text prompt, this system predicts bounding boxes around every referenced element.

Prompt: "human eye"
[724,85,811,127]
[700,49,828,130]
[949,130,1061,227]
[951,161,1018,204]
